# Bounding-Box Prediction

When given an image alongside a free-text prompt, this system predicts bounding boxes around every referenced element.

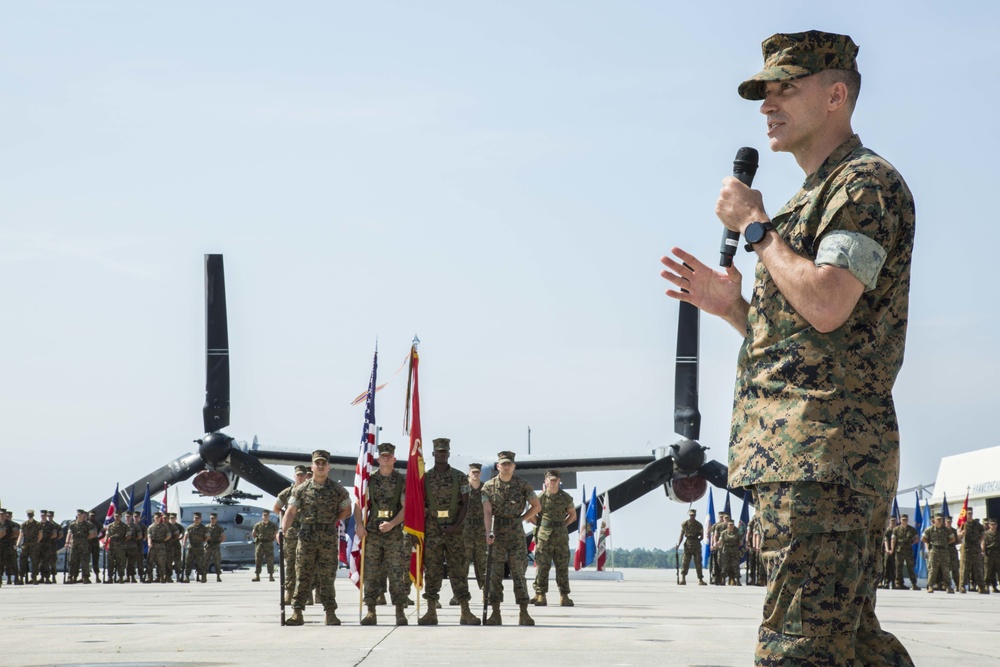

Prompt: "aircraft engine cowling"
[665,474,708,503]
[193,469,237,497]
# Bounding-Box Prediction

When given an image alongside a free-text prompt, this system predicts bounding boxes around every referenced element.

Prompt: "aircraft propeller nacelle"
[670,438,707,474]
[192,469,237,497]
[197,431,235,467]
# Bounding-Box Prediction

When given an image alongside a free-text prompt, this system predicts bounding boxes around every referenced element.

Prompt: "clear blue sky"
[2,2,995,549]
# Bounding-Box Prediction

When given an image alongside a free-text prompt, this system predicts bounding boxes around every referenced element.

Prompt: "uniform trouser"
[44,545,58,579]
[147,544,168,581]
[533,535,571,596]
[985,553,1000,587]
[125,545,141,579]
[186,548,206,579]
[255,543,275,574]
[107,544,126,580]
[206,545,222,574]
[423,522,471,603]
[464,527,488,588]
[89,541,101,576]
[1,546,15,579]
[960,548,985,589]
[681,545,704,579]
[926,548,949,589]
[170,543,183,576]
[754,482,914,667]
[19,545,40,580]
[948,548,960,587]
[880,553,894,586]
[70,544,91,580]
[362,528,408,606]
[283,533,298,598]
[721,549,741,580]
[292,531,338,610]
[895,548,916,586]
[487,524,530,605]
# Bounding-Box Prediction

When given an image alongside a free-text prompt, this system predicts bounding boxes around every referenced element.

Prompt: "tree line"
[567,547,682,569]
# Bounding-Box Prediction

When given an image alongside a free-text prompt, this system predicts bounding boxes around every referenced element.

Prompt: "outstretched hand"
[659,247,744,321]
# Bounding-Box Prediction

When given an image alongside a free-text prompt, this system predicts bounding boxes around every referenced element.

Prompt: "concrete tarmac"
[2,569,998,667]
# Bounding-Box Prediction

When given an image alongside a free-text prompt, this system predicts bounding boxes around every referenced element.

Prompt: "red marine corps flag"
[402,338,426,595]
[957,489,970,529]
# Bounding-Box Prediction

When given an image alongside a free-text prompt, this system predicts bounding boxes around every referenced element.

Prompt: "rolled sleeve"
[815,230,886,291]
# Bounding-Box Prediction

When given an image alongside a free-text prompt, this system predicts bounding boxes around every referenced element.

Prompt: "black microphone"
[719,147,759,267]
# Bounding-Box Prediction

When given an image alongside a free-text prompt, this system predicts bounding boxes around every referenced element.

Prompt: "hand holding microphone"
[718,147,760,267]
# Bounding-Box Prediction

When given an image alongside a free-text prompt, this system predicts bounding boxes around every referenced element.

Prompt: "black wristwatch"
[743,221,775,251]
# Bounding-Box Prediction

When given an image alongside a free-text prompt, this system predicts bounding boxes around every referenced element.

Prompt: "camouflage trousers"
[292,529,338,610]
[255,542,275,575]
[487,523,530,605]
[70,544,91,580]
[89,540,101,577]
[169,543,183,576]
[125,545,142,580]
[681,543,704,579]
[960,547,984,590]
[948,548,960,588]
[206,544,222,574]
[464,526,488,588]
[895,548,916,586]
[362,527,408,606]
[754,482,913,667]
[19,544,40,580]
[985,552,1000,587]
[423,521,470,603]
[2,544,16,579]
[107,543,126,580]
[147,543,168,582]
[43,545,58,579]
[282,532,298,598]
[720,547,742,581]
[880,553,894,586]
[926,547,950,589]
[533,534,571,596]
[186,547,206,579]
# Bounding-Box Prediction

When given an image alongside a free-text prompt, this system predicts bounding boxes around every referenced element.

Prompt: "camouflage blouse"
[290,478,351,525]
[482,476,536,521]
[185,523,208,548]
[366,469,405,530]
[536,489,573,542]
[252,520,278,544]
[923,525,951,548]
[730,134,915,498]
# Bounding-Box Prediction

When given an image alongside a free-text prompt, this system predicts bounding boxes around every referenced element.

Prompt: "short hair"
[818,68,861,112]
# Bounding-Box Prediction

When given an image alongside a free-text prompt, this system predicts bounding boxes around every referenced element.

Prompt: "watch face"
[746,223,765,244]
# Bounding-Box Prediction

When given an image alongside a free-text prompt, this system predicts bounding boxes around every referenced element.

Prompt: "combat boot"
[216,574,222,582]
[947,587,955,594]
[993,586,1000,593]
[980,586,991,594]
[679,574,686,585]
[698,579,707,586]
[560,595,574,607]
[926,587,933,593]
[269,574,275,582]
[395,603,408,626]
[324,608,341,625]
[252,574,260,582]
[459,600,481,625]
[360,604,378,626]
[14,577,23,585]
[518,602,535,626]
[286,608,304,626]
[532,592,547,606]
[484,603,502,626]
[417,605,438,626]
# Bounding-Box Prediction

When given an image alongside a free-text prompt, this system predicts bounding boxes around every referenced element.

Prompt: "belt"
[540,519,565,529]
[301,522,337,529]
[493,516,521,526]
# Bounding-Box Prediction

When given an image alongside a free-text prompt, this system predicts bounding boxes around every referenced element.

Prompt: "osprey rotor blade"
[674,300,701,441]
[89,453,205,520]
[203,254,230,434]
[228,448,292,497]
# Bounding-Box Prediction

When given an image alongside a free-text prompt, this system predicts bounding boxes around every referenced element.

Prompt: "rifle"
[482,517,494,625]
[278,528,286,626]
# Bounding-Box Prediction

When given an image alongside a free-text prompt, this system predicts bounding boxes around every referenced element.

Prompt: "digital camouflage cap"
[738,30,859,101]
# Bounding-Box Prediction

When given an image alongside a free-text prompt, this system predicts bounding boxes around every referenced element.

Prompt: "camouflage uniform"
[39,515,60,583]
[146,521,170,582]
[959,519,986,592]
[710,517,728,585]
[946,523,960,590]
[362,470,408,606]
[185,521,208,582]
[168,519,185,580]
[289,477,351,612]
[984,524,1000,590]
[892,523,918,588]
[730,31,916,667]
[275,485,300,601]
[87,515,102,581]
[0,515,13,584]
[1,518,20,583]
[481,475,536,606]
[18,515,41,583]
[206,522,225,578]
[422,465,472,605]
[922,524,953,592]
[463,480,488,589]
[252,518,278,578]
[533,488,574,598]
[67,518,96,582]
[880,524,896,589]
[720,523,743,585]
[679,516,705,583]
[125,518,146,582]
[105,518,128,582]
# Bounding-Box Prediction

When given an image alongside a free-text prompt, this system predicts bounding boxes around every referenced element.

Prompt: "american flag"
[350,347,379,588]
[99,483,120,550]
